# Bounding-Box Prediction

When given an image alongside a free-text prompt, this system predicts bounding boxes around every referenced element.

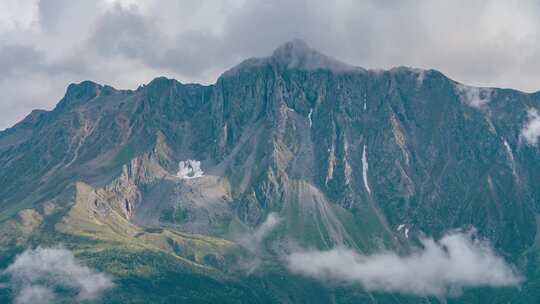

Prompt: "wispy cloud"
[4,246,114,304]
[287,231,521,297]
[522,108,540,145]
[455,84,493,108]
[236,212,281,272]
[238,212,281,253]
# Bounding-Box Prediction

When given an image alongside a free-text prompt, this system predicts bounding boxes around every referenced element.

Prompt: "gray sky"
[1,0,539,130]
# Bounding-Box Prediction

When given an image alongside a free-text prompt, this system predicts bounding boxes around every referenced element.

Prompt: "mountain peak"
[64,80,102,99]
[270,39,355,72]
[54,80,103,111]
[224,39,360,76]
[271,39,311,58]
[148,76,177,86]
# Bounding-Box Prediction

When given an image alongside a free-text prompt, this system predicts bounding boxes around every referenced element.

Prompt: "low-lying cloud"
[522,108,540,146]
[238,212,281,253]
[287,231,521,297]
[236,212,281,272]
[3,246,114,304]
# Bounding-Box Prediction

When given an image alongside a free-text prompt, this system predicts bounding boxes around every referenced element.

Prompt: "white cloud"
[236,212,281,272]
[13,285,55,304]
[455,84,493,108]
[4,246,115,304]
[522,108,540,145]
[250,212,281,246]
[0,0,39,32]
[238,212,281,253]
[287,231,521,297]
[2,0,540,130]
[102,0,147,9]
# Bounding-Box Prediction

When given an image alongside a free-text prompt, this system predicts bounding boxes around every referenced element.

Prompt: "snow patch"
[502,139,519,181]
[308,108,313,128]
[397,224,409,238]
[522,108,540,145]
[362,144,371,194]
[177,160,204,179]
[363,92,367,111]
[503,139,512,157]
[416,69,425,88]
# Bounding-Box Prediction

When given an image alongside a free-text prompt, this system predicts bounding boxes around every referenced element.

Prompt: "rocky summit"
[0,40,539,303]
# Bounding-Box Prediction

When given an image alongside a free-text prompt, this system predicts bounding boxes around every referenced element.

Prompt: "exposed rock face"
[1,40,539,260]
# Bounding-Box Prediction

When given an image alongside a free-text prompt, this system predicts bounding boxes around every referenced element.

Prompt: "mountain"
[0,39,539,303]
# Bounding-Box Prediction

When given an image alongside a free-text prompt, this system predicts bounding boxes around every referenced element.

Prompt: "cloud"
[250,212,281,246]
[287,231,521,297]
[2,0,540,130]
[12,285,55,304]
[455,84,493,108]
[4,246,114,304]
[235,212,281,272]
[0,0,39,32]
[522,108,540,145]
[0,45,45,79]
[238,212,281,254]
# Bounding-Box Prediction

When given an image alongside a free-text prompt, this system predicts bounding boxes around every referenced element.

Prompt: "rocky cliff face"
[1,40,540,302]
[216,43,540,255]
[0,41,540,253]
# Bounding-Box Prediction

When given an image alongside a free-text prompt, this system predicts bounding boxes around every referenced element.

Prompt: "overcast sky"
[1,0,539,130]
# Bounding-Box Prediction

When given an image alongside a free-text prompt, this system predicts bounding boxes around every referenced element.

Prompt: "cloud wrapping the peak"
[522,108,540,145]
[455,84,493,108]
[4,246,114,304]
[287,231,521,297]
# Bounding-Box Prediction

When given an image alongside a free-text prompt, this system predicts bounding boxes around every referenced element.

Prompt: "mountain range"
[0,39,539,303]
